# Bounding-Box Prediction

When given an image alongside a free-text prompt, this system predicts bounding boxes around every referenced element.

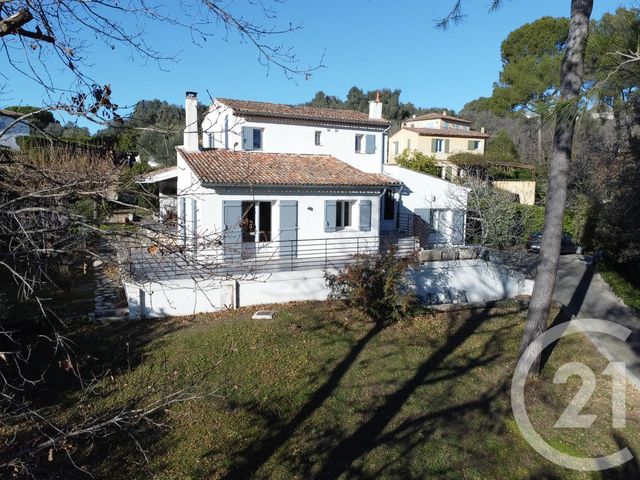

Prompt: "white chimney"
[368,91,383,120]
[442,110,447,116]
[184,91,199,152]
[480,127,486,133]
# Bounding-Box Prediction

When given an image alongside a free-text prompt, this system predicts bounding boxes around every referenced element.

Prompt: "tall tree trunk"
[519,0,594,374]
[537,116,543,165]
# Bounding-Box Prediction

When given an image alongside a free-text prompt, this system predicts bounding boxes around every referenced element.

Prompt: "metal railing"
[126,233,419,282]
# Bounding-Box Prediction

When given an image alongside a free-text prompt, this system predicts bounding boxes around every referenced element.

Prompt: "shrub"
[325,247,418,322]
[395,149,439,176]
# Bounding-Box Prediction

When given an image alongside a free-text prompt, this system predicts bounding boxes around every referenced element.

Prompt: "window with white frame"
[468,140,480,150]
[355,134,364,153]
[407,138,411,150]
[208,133,215,148]
[336,200,352,229]
[435,139,444,152]
[315,130,322,146]
[393,141,399,155]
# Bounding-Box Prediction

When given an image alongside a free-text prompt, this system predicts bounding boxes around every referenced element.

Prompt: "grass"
[7,301,640,479]
[598,260,640,314]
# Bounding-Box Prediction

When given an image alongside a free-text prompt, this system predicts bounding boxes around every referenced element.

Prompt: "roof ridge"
[216,97,366,115]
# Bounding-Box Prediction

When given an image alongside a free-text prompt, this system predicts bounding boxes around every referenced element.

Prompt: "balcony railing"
[125,233,419,282]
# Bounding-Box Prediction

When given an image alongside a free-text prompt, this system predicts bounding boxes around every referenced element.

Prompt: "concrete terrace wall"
[125,260,533,319]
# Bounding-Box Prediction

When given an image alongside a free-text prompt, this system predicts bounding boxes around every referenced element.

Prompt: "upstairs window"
[315,130,322,146]
[435,139,444,152]
[393,141,399,155]
[242,127,263,151]
[252,129,262,149]
[355,134,364,153]
[468,140,480,150]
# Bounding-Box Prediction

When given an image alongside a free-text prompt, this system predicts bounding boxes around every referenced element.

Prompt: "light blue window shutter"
[223,201,242,258]
[279,201,298,258]
[179,197,187,246]
[325,200,337,232]
[241,127,252,151]
[191,199,198,250]
[365,134,376,154]
[359,200,372,231]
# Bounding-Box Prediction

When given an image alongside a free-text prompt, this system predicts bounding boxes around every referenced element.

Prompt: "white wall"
[175,150,385,248]
[383,165,469,244]
[201,100,387,173]
[409,259,531,304]
[125,260,532,319]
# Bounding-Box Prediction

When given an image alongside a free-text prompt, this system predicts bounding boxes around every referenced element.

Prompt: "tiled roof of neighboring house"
[177,148,399,187]
[404,113,472,124]
[135,166,179,183]
[404,127,490,139]
[215,98,390,127]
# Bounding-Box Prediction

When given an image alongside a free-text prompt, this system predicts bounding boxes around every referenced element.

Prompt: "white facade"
[384,165,469,246]
[0,113,30,150]
[126,92,482,318]
[201,100,388,174]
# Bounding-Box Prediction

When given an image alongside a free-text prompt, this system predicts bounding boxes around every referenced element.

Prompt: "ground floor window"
[336,200,352,229]
[240,201,272,242]
[429,209,447,233]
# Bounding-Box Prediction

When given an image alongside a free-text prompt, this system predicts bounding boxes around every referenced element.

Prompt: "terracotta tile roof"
[404,127,490,139]
[215,98,390,127]
[177,148,399,187]
[404,113,472,124]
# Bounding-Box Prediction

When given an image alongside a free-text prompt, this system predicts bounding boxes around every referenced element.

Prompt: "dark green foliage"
[492,16,569,114]
[325,248,418,322]
[305,86,454,123]
[45,121,91,139]
[395,149,439,176]
[486,129,519,159]
[95,99,208,165]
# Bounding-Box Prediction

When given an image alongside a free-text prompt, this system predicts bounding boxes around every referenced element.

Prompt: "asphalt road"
[552,254,640,389]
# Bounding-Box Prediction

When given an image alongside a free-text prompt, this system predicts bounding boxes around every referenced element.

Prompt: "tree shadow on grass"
[218,302,521,479]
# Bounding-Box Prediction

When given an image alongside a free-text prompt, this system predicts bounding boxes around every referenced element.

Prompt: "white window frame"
[435,139,444,153]
[315,130,322,146]
[393,141,399,155]
[355,134,364,153]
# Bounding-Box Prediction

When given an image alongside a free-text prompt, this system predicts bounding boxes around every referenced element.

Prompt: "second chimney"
[184,91,199,152]
[368,91,383,120]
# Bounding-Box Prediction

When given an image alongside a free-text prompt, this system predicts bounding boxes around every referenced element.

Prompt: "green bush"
[395,149,439,176]
[325,247,418,322]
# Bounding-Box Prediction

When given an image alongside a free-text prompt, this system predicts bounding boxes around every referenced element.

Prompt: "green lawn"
[9,301,640,479]
[598,260,640,314]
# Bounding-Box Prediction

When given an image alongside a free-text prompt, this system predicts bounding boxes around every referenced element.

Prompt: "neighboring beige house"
[389,112,490,169]
[388,112,536,205]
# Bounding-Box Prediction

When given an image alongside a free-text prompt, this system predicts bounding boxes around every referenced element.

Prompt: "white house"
[0,110,30,150]
[127,92,470,318]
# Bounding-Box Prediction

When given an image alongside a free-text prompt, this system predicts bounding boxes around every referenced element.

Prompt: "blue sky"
[1,0,629,130]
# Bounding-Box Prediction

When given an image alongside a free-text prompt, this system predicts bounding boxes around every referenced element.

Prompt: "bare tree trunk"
[537,116,543,165]
[519,0,594,374]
